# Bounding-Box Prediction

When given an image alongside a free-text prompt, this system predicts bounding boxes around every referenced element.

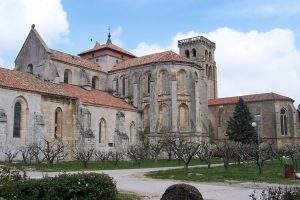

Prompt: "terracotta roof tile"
[78,42,136,58]
[110,51,195,72]
[0,67,136,111]
[49,49,102,72]
[208,93,294,106]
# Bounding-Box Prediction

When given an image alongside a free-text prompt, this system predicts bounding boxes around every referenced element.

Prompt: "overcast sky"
[0,0,299,105]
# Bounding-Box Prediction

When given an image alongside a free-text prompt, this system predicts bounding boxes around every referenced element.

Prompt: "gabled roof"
[78,42,136,58]
[208,93,294,106]
[49,49,102,72]
[0,67,136,111]
[109,51,195,72]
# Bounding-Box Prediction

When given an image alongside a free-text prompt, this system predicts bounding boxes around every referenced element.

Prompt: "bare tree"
[94,149,112,162]
[197,141,216,169]
[171,136,201,169]
[127,143,147,167]
[280,144,300,168]
[215,140,236,170]
[110,148,125,167]
[148,140,165,162]
[162,133,176,160]
[19,146,32,165]
[231,142,253,166]
[250,141,277,174]
[2,147,19,163]
[74,144,95,168]
[38,138,66,164]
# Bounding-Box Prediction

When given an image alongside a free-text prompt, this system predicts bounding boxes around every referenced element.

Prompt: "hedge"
[0,173,117,200]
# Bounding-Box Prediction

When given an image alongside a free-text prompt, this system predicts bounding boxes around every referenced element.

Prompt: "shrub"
[250,187,300,200]
[161,183,203,200]
[0,173,117,200]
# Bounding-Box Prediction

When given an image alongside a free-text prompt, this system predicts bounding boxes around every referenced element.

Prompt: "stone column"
[171,73,178,133]
[195,81,201,133]
[133,81,139,108]
[150,79,157,134]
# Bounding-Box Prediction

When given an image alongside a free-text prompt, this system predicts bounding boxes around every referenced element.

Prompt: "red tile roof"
[78,42,136,58]
[208,93,294,106]
[0,67,136,111]
[110,51,195,72]
[50,49,102,72]
[61,84,136,110]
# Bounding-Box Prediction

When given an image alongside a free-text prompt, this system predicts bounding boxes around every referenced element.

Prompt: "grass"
[117,192,141,200]
[146,159,300,185]
[8,158,221,172]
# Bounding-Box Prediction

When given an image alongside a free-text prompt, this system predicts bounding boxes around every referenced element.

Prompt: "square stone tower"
[178,36,217,100]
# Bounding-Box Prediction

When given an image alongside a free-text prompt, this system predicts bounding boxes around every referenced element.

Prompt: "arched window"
[27,64,33,74]
[158,104,170,132]
[192,49,197,57]
[54,107,63,138]
[143,104,150,133]
[280,108,288,135]
[185,50,190,58]
[147,73,151,94]
[92,76,99,89]
[178,103,189,132]
[116,78,119,93]
[177,69,187,94]
[122,76,126,96]
[129,122,136,143]
[64,69,72,84]
[99,118,107,143]
[158,70,169,95]
[209,52,212,61]
[208,66,212,80]
[13,102,22,138]
[205,50,208,60]
[218,107,224,127]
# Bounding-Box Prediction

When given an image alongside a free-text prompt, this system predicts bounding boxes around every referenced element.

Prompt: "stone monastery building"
[0,25,299,158]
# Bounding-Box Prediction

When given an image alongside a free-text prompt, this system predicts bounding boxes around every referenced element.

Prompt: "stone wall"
[209,100,300,148]
[108,62,209,138]
[0,88,44,160]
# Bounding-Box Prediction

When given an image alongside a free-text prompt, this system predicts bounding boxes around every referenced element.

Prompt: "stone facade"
[0,25,299,161]
[209,96,300,148]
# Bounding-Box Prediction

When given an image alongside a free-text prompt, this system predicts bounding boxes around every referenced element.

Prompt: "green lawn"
[117,192,141,200]
[146,160,300,185]
[11,158,221,172]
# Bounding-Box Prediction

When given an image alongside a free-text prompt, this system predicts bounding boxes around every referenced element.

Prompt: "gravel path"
[26,165,270,200]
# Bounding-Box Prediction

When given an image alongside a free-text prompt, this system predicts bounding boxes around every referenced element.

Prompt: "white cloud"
[111,26,123,47]
[0,0,69,68]
[132,28,300,105]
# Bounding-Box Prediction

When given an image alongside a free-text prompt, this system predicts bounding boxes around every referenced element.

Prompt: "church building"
[0,25,298,160]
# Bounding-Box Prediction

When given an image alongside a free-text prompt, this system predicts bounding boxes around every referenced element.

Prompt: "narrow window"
[99,118,106,143]
[122,76,126,96]
[27,64,33,74]
[280,108,288,135]
[209,52,212,61]
[147,73,151,94]
[13,102,22,138]
[64,69,72,84]
[116,79,119,93]
[192,49,197,57]
[54,107,63,138]
[205,50,208,60]
[92,76,99,89]
[185,50,190,58]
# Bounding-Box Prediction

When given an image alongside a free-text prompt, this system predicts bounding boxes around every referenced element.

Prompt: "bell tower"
[178,36,217,100]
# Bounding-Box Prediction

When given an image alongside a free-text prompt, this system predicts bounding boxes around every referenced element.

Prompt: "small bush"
[250,187,300,200]
[0,173,117,200]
